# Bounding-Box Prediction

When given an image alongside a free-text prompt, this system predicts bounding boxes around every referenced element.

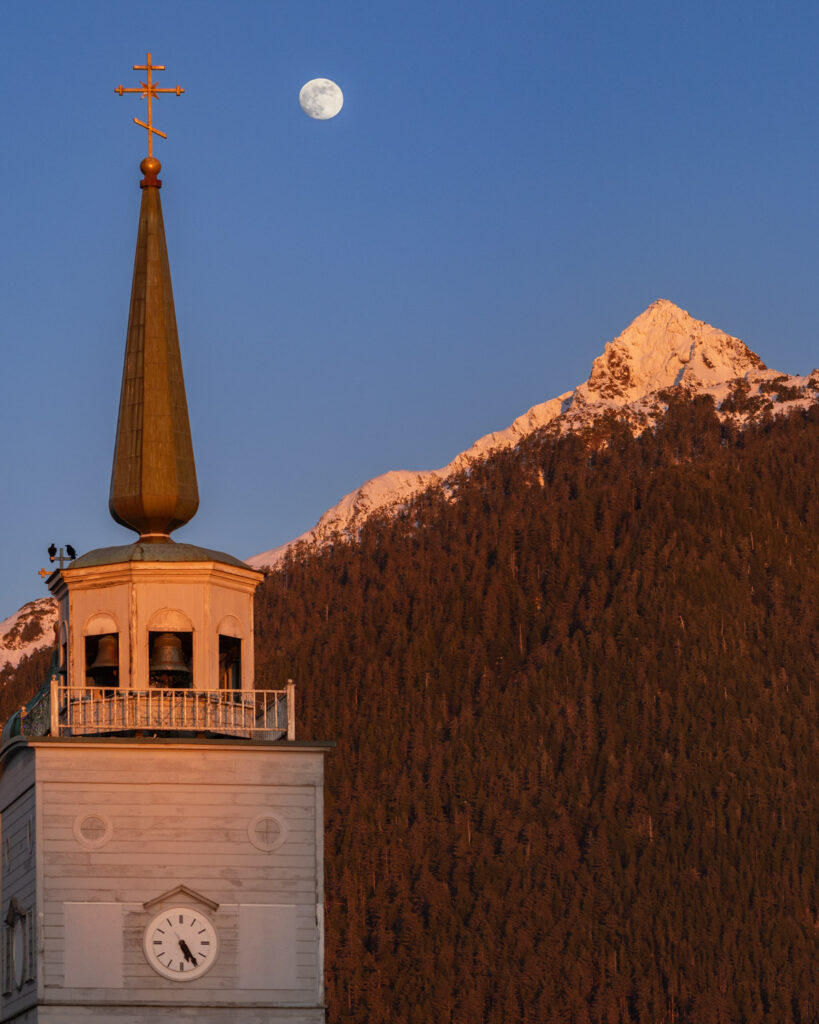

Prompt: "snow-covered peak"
[576,299,765,405]
[248,301,812,570]
[0,598,57,673]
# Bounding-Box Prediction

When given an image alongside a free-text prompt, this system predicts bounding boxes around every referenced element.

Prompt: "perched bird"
[48,543,57,562]
[66,544,77,560]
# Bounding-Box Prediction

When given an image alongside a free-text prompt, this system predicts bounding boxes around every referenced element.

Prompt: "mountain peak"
[578,299,766,405]
[248,302,807,572]
[632,297,697,327]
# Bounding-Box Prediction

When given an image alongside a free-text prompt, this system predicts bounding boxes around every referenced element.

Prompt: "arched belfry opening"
[146,609,194,690]
[148,631,192,688]
[217,614,244,693]
[83,613,121,692]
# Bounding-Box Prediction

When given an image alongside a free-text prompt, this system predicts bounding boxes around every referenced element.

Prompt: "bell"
[149,632,190,675]
[89,634,119,672]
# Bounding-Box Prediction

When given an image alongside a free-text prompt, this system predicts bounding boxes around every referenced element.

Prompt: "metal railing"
[48,678,295,741]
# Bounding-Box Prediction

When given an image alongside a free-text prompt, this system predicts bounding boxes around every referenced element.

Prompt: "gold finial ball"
[140,156,161,176]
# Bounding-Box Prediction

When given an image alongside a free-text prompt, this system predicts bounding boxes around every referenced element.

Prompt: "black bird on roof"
[48,543,57,562]
[66,545,77,560]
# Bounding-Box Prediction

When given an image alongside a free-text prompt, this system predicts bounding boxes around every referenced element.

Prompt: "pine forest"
[254,396,817,1024]
[5,395,818,1023]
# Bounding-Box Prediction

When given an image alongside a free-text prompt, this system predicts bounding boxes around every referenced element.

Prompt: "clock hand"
[178,938,198,966]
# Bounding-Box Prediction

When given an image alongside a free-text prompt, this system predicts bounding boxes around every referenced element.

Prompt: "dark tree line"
[254,396,817,1024]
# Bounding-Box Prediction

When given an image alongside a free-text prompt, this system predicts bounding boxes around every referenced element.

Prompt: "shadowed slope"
[255,397,818,1024]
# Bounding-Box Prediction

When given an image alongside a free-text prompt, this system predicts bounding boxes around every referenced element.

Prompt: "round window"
[73,812,113,850]
[248,813,287,852]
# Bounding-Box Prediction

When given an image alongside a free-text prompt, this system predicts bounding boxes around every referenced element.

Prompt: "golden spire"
[109,53,198,542]
[115,52,184,158]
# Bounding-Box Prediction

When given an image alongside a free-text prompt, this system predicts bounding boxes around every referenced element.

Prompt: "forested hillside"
[254,396,818,1024]
[0,645,52,724]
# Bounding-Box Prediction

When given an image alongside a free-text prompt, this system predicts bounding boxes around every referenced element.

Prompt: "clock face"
[143,906,218,981]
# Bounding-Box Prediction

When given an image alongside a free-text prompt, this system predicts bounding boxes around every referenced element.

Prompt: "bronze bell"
[89,634,119,673]
[149,632,190,675]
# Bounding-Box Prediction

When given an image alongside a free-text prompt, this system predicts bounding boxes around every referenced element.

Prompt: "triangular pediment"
[142,884,219,912]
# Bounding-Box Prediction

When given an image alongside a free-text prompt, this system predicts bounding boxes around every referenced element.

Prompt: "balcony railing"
[48,678,295,740]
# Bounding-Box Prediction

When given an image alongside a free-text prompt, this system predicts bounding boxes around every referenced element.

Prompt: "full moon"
[299,78,344,120]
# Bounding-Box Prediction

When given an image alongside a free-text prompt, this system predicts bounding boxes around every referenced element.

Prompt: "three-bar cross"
[115,52,184,156]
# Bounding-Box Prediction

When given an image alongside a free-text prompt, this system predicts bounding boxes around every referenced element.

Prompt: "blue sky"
[2,0,819,615]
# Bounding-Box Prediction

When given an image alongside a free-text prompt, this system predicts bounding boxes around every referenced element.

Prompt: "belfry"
[0,55,329,1023]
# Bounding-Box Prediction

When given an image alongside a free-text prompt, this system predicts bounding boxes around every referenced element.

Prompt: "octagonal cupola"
[34,131,281,741]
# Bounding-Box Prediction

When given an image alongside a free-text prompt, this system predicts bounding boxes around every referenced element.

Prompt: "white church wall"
[27,740,325,1015]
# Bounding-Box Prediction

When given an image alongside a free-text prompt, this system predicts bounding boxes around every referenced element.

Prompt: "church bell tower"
[0,55,329,1023]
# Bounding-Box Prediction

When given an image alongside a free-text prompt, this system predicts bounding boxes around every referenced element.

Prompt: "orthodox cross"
[115,53,184,156]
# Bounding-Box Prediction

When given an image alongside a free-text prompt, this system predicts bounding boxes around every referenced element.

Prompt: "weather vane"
[115,53,184,157]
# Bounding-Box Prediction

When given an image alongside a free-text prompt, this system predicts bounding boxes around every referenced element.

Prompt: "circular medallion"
[248,812,287,852]
[143,906,218,981]
[73,812,112,850]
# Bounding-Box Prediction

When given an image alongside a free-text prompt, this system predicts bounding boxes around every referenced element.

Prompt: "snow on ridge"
[246,393,574,570]
[0,598,58,673]
[577,298,764,405]
[248,300,815,570]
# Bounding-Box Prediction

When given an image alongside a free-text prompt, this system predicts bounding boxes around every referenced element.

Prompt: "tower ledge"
[69,541,253,570]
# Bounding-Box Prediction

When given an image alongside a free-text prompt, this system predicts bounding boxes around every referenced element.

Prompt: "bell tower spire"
[109,54,197,540]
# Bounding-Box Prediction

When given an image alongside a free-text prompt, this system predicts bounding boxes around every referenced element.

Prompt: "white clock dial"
[143,906,218,981]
